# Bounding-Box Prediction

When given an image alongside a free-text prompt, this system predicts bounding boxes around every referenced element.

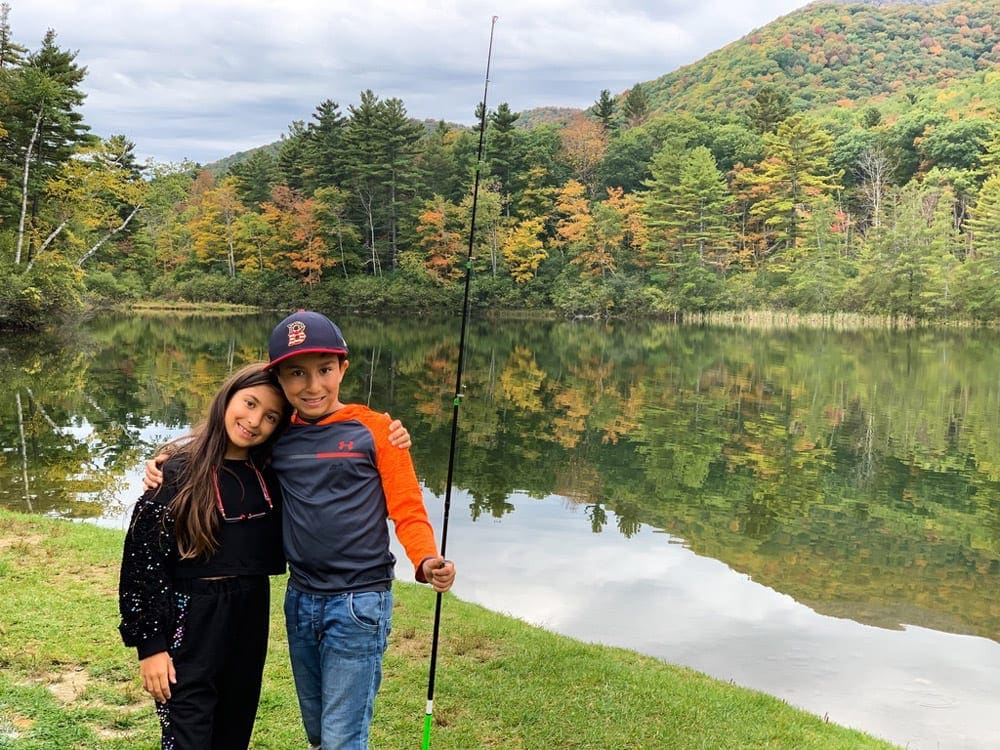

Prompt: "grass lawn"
[0,509,901,749]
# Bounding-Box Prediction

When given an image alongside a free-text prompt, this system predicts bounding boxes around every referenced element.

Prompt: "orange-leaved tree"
[559,113,609,198]
[261,185,334,286]
[414,195,465,283]
[553,179,628,278]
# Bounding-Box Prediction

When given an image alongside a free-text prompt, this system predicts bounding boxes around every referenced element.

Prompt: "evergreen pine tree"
[622,83,649,129]
[488,102,519,212]
[968,174,1000,255]
[377,96,423,269]
[0,2,27,70]
[642,145,730,310]
[593,89,615,132]
[276,120,308,192]
[302,99,347,193]
[745,115,842,252]
[227,149,278,209]
[746,84,793,135]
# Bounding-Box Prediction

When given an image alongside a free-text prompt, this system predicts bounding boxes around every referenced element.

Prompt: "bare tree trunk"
[15,391,33,512]
[228,235,236,277]
[365,345,380,407]
[225,210,236,277]
[25,387,63,433]
[15,110,43,265]
[338,230,349,279]
[859,144,894,232]
[357,187,381,277]
[490,223,498,276]
[80,391,109,419]
[75,203,142,267]
[389,178,398,270]
[37,219,68,253]
[25,219,69,273]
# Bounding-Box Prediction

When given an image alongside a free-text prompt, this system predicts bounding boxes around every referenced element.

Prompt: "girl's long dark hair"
[164,363,292,559]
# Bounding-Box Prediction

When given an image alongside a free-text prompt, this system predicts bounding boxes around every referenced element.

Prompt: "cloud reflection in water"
[401,490,1000,750]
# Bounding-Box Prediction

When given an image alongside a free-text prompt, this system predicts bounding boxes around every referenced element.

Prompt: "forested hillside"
[1,0,998,328]
[642,0,997,116]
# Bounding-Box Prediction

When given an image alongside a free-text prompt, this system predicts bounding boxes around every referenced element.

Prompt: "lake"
[1,311,998,750]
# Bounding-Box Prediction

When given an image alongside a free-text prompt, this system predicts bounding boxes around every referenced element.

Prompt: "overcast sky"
[15,1,806,165]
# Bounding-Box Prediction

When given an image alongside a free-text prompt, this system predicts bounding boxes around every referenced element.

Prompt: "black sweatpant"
[157,576,270,750]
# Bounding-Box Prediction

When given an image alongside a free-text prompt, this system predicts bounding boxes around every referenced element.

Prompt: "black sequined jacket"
[117,459,284,659]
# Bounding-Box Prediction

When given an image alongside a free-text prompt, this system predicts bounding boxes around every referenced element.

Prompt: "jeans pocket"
[347,591,388,631]
[284,587,307,634]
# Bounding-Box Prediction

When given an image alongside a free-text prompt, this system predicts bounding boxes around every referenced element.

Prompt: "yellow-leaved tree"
[188,176,245,278]
[33,136,146,272]
[500,217,547,284]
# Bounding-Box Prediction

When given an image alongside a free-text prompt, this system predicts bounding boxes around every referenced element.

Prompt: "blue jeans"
[284,586,393,750]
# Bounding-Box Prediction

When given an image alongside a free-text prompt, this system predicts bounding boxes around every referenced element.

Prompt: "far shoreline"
[111,302,1000,330]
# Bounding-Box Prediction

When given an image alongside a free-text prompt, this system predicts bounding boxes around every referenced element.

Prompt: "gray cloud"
[15,0,805,164]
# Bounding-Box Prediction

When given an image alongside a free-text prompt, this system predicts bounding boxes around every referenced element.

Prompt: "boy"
[265,310,455,750]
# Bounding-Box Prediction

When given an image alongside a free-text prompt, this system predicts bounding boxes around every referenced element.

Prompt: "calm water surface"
[2,312,999,750]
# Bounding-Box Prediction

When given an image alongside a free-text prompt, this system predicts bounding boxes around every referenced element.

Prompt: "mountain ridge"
[210,0,997,169]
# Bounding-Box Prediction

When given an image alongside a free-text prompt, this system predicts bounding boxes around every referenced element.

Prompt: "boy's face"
[274,352,349,420]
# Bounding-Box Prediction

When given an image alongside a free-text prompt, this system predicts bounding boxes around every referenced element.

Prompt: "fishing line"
[422,14,498,750]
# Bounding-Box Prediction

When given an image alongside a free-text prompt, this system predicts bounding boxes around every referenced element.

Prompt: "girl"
[118,363,292,750]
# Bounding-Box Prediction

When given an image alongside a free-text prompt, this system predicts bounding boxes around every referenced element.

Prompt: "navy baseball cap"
[265,310,348,370]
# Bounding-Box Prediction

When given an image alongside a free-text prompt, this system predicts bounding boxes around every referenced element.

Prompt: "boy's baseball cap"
[265,310,348,370]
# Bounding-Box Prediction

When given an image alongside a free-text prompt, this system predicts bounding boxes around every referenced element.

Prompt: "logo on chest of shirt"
[283,422,370,463]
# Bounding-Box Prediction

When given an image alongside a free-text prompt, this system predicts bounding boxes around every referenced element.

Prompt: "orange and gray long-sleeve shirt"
[271,404,438,595]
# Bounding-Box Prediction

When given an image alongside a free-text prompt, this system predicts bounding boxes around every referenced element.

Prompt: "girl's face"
[223,384,286,458]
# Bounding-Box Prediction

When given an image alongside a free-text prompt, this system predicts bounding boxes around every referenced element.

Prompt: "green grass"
[0,509,901,749]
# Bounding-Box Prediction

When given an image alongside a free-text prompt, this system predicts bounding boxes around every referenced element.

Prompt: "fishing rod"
[422,14,498,750]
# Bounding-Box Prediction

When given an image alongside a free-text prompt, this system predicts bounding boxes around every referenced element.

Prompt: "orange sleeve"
[362,409,439,581]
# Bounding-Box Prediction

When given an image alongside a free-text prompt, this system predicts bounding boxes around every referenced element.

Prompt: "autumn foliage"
[3,0,1000,325]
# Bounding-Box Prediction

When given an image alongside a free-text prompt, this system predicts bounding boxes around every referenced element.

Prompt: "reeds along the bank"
[682,310,927,331]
